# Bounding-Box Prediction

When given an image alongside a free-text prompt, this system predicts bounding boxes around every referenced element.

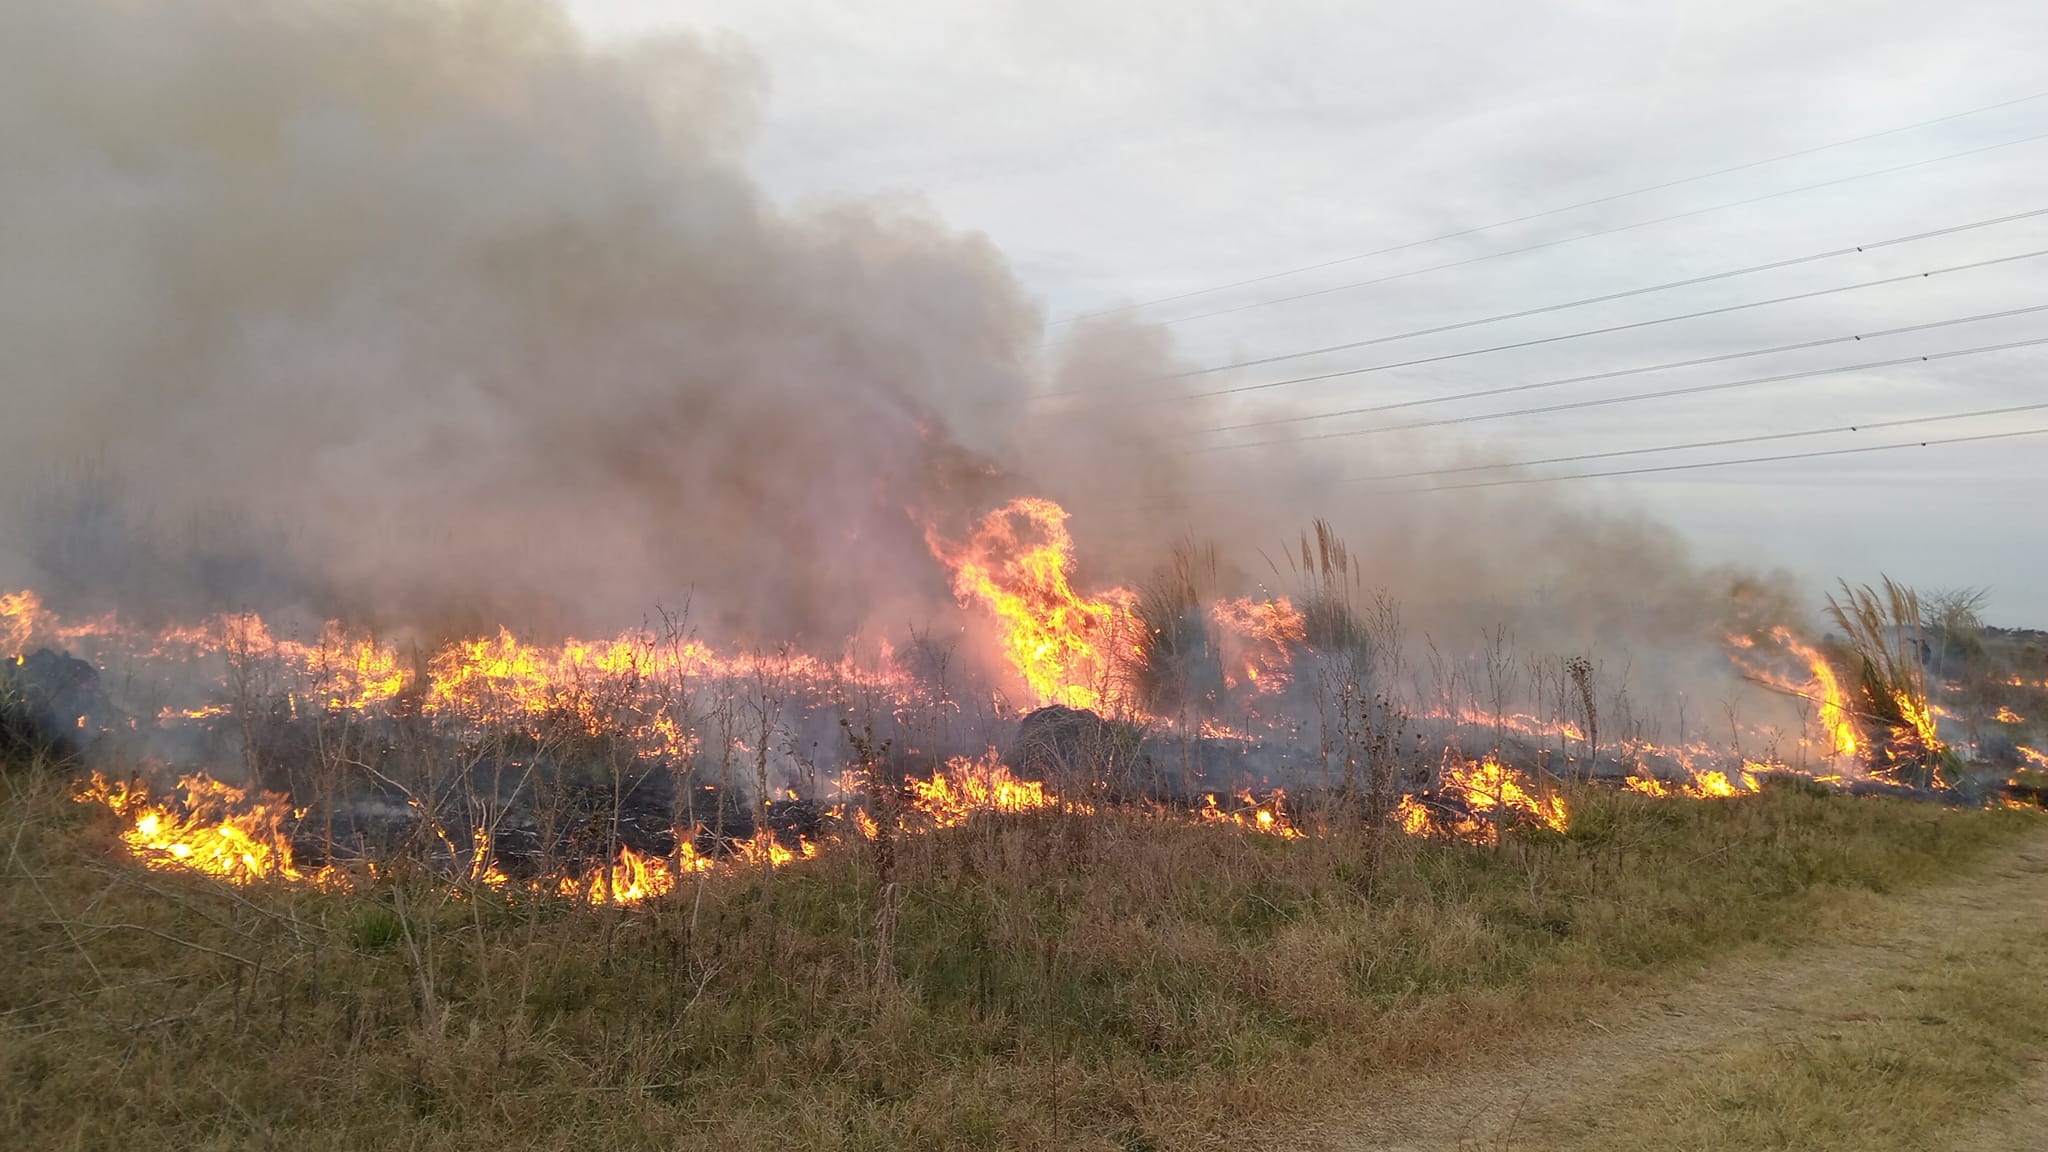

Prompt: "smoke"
[0,0,1078,638]
[0,0,1797,709]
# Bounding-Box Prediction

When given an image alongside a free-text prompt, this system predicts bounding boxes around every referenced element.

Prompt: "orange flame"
[75,773,329,885]
[925,498,1139,711]
[1769,628,1861,762]
[1403,758,1568,842]
[1211,596,1305,694]
[1191,789,1304,839]
[906,752,1061,827]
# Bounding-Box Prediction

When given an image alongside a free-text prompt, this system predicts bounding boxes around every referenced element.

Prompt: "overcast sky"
[565,1,2047,624]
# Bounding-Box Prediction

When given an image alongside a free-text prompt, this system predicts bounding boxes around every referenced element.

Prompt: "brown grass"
[0,762,2036,1151]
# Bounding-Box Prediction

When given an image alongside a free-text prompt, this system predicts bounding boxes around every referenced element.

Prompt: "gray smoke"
[0,0,1083,639]
[0,0,1799,719]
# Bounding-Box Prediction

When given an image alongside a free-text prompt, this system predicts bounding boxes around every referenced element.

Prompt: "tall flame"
[926,497,1139,711]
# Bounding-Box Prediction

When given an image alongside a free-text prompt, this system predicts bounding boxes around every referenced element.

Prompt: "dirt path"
[1275,831,2048,1152]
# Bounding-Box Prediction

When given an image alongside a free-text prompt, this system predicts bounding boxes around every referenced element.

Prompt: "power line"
[1149,129,2048,331]
[1074,245,2048,413]
[1347,400,2048,483]
[1033,206,2048,402]
[1172,208,2048,380]
[1052,89,2048,325]
[1183,334,2048,453]
[1192,302,2048,437]
[1408,425,2048,492]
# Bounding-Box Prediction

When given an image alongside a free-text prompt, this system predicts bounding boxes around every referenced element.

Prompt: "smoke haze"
[0,0,1793,704]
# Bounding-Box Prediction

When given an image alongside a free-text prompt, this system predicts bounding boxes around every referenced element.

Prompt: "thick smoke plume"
[0,0,1794,706]
[1,0,1073,638]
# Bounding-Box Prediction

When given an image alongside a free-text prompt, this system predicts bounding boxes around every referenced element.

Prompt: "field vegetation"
[2,752,2037,1151]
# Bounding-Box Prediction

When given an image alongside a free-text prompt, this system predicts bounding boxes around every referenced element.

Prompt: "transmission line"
[1034,206,2048,402]
[1053,89,2048,325]
[1347,400,2048,484]
[1172,208,2048,380]
[1116,248,2048,411]
[1183,335,2048,454]
[1150,130,2048,330]
[1408,425,2048,492]
[1191,302,2048,437]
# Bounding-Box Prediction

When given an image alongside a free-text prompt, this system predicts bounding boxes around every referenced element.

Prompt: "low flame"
[1191,789,1303,839]
[76,773,330,886]
[906,752,1061,827]
[1402,757,1569,843]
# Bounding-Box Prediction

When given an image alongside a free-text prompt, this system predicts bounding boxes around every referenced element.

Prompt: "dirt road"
[1276,830,2048,1152]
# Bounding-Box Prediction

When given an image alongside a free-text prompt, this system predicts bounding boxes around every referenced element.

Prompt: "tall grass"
[1826,576,1959,786]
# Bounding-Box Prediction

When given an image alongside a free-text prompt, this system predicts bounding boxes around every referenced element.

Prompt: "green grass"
[0,763,2036,1151]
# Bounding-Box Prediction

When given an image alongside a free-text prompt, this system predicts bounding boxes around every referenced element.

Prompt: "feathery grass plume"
[1825,576,1958,787]
[1293,520,1370,662]
[1129,537,1222,722]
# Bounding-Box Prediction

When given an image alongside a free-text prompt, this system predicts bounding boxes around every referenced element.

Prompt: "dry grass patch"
[0,762,2035,1151]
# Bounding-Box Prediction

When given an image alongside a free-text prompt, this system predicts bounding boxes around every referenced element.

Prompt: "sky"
[562,0,2048,624]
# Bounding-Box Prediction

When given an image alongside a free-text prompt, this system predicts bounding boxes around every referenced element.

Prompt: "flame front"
[926,497,1139,711]
[1402,758,1569,843]
[1211,596,1305,694]
[1767,628,1861,763]
[907,753,1061,827]
[76,773,323,885]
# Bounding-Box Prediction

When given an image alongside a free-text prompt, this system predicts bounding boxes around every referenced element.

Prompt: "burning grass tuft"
[1826,576,1961,787]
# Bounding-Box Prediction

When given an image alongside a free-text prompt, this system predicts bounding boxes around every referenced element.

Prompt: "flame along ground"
[7,494,1982,902]
[74,746,1606,904]
[72,753,1322,905]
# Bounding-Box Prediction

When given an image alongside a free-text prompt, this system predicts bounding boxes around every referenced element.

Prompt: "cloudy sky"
[566,0,2047,623]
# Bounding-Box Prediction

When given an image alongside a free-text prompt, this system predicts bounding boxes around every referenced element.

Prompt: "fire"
[2,588,51,653]
[1629,763,1771,799]
[1192,789,1304,839]
[1683,768,1753,798]
[905,752,1061,828]
[1404,757,1569,842]
[1766,628,1861,762]
[926,497,1139,712]
[1446,757,1569,833]
[1210,596,1305,694]
[8,588,907,755]
[1895,691,1942,753]
[1625,774,1671,797]
[560,844,687,905]
[1996,706,2025,725]
[75,772,324,885]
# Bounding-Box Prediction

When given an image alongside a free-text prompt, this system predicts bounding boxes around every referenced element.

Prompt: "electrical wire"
[1051,89,2048,325]
[1182,334,2048,454]
[1033,206,2048,402]
[1173,208,2048,380]
[1146,130,2048,330]
[1190,302,2048,436]
[1408,425,2048,492]
[1346,400,2048,484]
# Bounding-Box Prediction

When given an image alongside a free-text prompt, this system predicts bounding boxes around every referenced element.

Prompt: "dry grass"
[0,761,2035,1151]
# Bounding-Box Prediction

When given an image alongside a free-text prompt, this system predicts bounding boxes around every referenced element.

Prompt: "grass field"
[1,759,2040,1151]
